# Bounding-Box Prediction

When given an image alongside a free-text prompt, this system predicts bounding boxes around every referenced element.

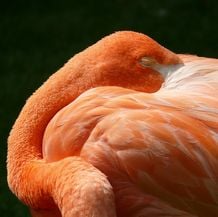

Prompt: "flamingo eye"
[139,57,157,68]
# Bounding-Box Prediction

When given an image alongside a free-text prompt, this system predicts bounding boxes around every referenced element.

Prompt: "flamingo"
[7,31,218,217]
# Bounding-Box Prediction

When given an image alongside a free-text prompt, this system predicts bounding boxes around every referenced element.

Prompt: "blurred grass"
[1,0,218,216]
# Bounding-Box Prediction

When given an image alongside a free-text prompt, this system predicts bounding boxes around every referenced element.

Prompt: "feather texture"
[8,31,217,217]
[43,56,218,216]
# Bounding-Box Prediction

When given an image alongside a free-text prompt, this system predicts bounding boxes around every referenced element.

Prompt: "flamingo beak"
[154,63,184,78]
[139,56,184,79]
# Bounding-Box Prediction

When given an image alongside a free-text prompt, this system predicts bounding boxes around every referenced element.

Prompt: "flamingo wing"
[43,55,218,216]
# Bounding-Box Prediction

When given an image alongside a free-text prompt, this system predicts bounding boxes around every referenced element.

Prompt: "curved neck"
[8,59,93,168]
[7,48,166,173]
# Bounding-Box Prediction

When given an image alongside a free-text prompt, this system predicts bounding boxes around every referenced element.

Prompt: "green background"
[1,0,218,216]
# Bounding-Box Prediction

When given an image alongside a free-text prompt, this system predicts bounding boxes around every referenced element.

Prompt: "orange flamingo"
[7,31,218,217]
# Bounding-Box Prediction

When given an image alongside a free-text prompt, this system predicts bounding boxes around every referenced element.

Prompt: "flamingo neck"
[7,60,91,169]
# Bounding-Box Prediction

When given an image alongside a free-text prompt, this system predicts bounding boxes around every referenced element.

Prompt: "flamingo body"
[42,56,218,216]
[7,31,218,217]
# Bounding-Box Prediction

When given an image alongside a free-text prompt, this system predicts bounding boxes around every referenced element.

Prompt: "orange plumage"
[7,31,218,217]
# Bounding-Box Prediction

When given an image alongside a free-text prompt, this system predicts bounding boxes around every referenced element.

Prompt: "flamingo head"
[69,31,183,93]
